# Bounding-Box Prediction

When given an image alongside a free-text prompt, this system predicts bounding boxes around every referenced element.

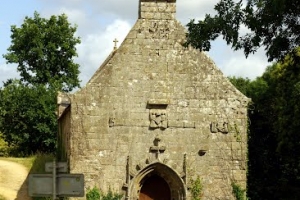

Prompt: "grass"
[0,195,7,200]
[0,156,36,170]
[0,153,55,200]
[0,153,55,173]
[0,134,55,200]
[29,153,55,173]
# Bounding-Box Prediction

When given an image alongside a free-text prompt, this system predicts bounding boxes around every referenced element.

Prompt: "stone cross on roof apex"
[113,38,118,50]
[139,0,176,20]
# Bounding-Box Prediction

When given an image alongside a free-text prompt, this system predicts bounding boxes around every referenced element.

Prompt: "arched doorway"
[129,162,186,200]
[139,175,171,200]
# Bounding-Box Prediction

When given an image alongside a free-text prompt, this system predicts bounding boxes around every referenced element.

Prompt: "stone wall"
[57,92,71,161]
[139,0,176,20]
[58,1,249,199]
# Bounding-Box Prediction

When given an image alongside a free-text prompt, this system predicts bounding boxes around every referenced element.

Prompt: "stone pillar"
[139,0,176,20]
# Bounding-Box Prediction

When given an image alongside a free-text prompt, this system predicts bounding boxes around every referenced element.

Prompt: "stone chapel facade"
[57,0,250,199]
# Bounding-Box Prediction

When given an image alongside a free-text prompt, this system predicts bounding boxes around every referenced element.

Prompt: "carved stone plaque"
[210,122,229,134]
[147,99,169,129]
[149,109,167,129]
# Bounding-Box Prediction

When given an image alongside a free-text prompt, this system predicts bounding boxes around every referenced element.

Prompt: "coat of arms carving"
[149,109,167,129]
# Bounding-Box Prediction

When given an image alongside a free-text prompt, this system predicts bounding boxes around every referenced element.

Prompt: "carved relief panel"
[210,122,229,134]
[149,109,167,129]
[147,99,169,130]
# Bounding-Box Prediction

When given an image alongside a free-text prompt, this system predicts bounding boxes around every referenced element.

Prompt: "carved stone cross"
[113,38,119,50]
[150,137,166,160]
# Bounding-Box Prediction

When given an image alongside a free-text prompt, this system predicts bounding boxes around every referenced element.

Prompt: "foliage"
[3,11,81,92]
[185,0,300,62]
[229,50,300,199]
[268,52,300,199]
[102,189,123,200]
[231,182,245,200]
[86,187,101,200]
[0,12,81,155]
[86,187,123,200]
[29,153,55,173]
[0,80,57,155]
[190,176,203,200]
[0,132,9,156]
[228,76,251,97]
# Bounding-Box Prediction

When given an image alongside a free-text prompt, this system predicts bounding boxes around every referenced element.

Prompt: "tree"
[0,80,57,155]
[229,50,300,199]
[185,0,300,62]
[229,75,278,199]
[3,11,81,92]
[0,12,81,155]
[227,76,251,96]
[269,52,300,199]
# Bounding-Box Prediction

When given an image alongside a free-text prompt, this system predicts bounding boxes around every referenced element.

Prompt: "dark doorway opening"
[139,174,171,200]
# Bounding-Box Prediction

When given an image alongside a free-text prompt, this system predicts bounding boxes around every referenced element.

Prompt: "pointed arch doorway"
[130,162,186,200]
[139,175,171,200]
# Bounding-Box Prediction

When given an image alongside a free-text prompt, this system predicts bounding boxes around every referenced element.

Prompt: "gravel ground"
[0,160,31,200]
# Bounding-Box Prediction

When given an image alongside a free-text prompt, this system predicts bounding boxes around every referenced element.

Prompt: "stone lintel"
[147,99,169,105]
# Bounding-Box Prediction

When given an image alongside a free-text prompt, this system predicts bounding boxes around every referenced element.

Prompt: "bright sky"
[0,0,270,87]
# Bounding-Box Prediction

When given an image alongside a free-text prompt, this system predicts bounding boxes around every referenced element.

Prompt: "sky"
[0,0,271,88]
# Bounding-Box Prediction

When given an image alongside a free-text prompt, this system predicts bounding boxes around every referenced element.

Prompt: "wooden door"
[139,175,171,200]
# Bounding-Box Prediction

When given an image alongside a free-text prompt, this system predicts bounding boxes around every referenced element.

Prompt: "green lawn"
[0,156,35,170]
[0,153,55,173]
